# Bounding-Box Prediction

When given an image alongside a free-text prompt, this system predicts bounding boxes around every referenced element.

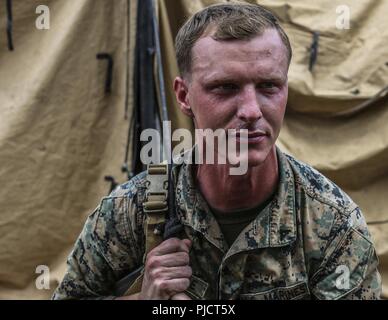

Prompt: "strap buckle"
[143,164,169,213]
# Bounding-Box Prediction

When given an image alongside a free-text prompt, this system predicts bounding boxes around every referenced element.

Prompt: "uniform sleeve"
[309,207,382,300]
[52,195,143,300]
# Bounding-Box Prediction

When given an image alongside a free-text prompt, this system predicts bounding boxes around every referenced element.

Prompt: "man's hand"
[138,237,192,300]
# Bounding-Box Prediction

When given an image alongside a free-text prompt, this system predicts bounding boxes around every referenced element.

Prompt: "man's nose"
[236,85,263,123]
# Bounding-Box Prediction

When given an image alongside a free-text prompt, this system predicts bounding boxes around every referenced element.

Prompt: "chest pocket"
[239,282,310,300]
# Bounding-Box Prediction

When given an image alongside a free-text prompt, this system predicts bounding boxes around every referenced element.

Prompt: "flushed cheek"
[265,94,287,127]
[194,99,236,129]
[263,108,285,135]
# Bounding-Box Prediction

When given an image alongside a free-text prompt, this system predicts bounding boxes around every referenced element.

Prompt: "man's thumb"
[182,238,192,248]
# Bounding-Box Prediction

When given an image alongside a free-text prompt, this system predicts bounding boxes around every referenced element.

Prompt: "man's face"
[174,28,289,167]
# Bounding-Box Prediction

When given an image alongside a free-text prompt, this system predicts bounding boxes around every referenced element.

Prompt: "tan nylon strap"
[124,164,169,296]
[143,164,169,259]
[123,274,143,296]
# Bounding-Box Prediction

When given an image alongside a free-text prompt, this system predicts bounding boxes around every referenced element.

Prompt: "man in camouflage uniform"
[53,3,381,300]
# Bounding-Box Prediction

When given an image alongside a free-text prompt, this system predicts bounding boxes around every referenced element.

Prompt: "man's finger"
[154,278,190,295]
[170,293,192,300]
[150,238,191,256]
[149,266,192,280]
[147,252,190,269]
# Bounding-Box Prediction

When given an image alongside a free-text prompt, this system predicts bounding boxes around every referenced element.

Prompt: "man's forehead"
[194,32,278,53]
[190,29,289,78]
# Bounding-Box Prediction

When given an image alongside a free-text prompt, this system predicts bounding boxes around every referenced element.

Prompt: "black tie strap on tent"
[309,31,319,72]
[96,53,114,94]
[6,0,14,51]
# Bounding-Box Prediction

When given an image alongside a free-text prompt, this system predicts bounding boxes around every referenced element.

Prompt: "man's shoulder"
[88,171,150,261]
[109,170,148,199]
[284,152,357,214]
[94,171,149,228]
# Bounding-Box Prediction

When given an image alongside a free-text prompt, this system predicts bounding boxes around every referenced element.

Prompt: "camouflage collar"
[174,146,297,256]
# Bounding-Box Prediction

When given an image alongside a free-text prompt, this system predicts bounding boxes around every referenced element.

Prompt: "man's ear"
[174,77,194,118]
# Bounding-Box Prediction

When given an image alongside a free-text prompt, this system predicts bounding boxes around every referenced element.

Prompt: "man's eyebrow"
[202,76,236,84]
[257,75,287,83]
[203,74,287,84]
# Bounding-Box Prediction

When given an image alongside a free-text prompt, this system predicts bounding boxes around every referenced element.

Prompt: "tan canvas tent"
[0,0,387,299]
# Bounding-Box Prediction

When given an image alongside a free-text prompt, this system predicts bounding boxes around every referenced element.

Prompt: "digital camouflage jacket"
[53,148,381,300]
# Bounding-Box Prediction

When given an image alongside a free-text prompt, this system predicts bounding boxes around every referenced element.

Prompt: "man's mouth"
[234,130,267,144]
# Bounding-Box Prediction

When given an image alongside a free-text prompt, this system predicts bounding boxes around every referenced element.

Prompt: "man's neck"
[194,147,279,213]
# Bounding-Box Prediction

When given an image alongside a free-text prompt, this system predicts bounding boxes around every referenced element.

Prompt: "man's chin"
[246,148,271,167]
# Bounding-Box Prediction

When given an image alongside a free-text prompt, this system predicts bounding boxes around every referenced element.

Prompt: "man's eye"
[258,82,280,94]
[259,82,276,89]
[214,84,238,92]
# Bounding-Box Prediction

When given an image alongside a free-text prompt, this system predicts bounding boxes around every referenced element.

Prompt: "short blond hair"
[175,2,292,77]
